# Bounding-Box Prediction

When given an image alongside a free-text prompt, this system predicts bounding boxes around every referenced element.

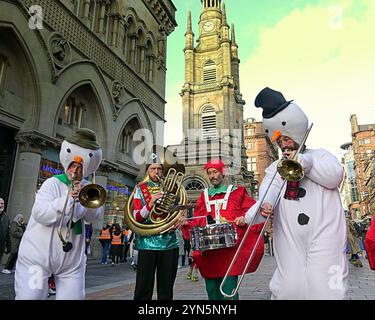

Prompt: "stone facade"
[349,114,375,219]
[0,0,176,239]
[168,0,256,203]
[340,142,361,219]
[243,118,278,199]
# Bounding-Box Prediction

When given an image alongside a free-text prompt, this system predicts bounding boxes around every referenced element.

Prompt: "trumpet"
[219,123,313,298]
[57,173,106,252]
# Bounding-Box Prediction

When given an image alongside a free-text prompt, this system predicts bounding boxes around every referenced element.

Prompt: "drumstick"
[220,217,236,223]
[185,215,208,224]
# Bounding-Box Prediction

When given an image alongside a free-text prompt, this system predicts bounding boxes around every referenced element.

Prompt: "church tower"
[171,0,256,200]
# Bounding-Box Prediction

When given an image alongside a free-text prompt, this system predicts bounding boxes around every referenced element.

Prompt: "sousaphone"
[125,145,187,236]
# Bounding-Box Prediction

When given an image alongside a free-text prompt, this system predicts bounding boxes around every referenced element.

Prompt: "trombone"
[57,173,107,252]
[219,123,313,298]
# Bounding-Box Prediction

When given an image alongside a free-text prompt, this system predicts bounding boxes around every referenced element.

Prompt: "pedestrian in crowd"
[0,197,10,268]
[132,148,179,300]
[85,222,93,256]
[365,216,375,270]
[110,224,123,266]
[176,228,185,268]
[346,214,363,267]
[99,223,112,264]
[263,231,270,256]
[15,128,104,300]
[2,213,25,274]
[181,212,191,268]
[48,274,56,296]
[120,226,128,262]
[181,159,264,300]
[123,228,131,262]
[246,87,348,299]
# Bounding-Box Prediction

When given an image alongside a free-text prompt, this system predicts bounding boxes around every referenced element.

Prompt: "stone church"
[0,0,177,225]
[168,0,257,203]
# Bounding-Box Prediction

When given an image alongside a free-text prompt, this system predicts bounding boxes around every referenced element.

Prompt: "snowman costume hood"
[60,128,102,178]
[255,87,309,145]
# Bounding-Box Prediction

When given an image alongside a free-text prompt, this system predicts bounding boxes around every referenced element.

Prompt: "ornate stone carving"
[15,131,60,154]
[111,81,125,109]
[48,32,71,68]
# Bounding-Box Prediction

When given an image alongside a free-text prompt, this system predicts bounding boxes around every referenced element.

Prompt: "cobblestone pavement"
[1,255,374,300]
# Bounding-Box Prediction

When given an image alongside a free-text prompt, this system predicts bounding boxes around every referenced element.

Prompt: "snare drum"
[190,223,237,252]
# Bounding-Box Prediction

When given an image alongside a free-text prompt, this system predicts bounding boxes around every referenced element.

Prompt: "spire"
[184,11,194,50]
[231,23,237,47]
[186,11,193,35]
[221,2,229,27]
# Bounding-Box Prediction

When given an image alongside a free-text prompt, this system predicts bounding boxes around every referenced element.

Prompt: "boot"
[351,259,363,267]
[191,267,198,282]
[186,267,192,280]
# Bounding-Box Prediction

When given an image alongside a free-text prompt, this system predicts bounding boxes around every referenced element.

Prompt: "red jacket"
[365,218,375,270]
[183,186,264,278]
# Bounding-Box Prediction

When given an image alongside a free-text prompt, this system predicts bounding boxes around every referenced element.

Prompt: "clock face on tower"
[203,20,214,32]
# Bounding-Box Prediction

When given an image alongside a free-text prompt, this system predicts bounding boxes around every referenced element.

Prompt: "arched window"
[184,179,206,191]
[201,105,217,139]
[87,0,96,30]
[145,40,154,82]
[137,29,146,73]
[120,118,140,155]
[126,18,136,65]
[203,60,216,84]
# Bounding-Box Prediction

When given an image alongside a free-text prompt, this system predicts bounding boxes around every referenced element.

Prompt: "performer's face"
[147,164,163,182]
[67,162,83,181]
[207,168,223,187]
[276,135,299,152]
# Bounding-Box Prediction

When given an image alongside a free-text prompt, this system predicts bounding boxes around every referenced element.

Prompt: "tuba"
[125,147,187,236]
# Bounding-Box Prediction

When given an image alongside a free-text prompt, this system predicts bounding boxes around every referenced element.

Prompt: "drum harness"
[203,185,234,224]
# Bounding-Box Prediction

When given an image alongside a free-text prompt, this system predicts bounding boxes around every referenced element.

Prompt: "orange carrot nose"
[271,130,282,143]
[73,155,83,163]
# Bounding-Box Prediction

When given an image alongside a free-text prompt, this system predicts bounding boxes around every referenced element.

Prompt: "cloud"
[240,0,375,157]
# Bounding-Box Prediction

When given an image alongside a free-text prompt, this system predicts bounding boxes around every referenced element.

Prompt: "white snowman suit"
[15,131,104,300]
[246,89,348,299]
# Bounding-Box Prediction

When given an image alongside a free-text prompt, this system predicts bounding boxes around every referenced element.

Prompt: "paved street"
[1,254,375,300]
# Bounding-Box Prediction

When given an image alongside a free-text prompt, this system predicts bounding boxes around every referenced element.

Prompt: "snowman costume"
[15,129,104,300]
[245,88,348,299]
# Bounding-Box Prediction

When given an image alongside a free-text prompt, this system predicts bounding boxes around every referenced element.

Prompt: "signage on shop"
[106,184,130,195]
[41,165,64,175]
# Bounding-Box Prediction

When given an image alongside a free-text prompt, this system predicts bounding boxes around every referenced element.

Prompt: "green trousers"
[204,276,239,300]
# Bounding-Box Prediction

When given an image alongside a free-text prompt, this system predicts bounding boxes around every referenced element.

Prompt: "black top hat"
[254,87,293,119]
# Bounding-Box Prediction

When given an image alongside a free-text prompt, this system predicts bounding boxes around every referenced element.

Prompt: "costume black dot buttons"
[298,188,306,198]
[298,213,309,225]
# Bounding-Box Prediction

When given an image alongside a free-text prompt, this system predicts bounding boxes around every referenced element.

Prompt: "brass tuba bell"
[124,146,187,236]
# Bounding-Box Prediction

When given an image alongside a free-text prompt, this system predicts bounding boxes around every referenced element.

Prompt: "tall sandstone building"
[349,115,375,219]
[169,0,256,203]
[243,118,278,199]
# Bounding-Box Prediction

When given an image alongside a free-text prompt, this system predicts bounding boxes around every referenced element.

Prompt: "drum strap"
[203,185,234,222]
